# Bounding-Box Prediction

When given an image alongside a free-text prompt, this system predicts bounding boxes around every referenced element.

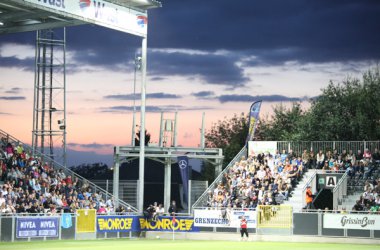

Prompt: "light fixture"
[0,22,4,26]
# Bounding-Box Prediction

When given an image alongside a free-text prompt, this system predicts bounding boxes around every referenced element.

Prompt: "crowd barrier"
[0,209,379,242]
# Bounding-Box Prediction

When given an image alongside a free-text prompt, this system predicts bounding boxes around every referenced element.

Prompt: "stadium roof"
[0,0,161,35]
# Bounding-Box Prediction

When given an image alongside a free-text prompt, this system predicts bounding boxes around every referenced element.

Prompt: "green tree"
[305,67,380,140]
[205,112,249,168]
[257,102,306,141]
[259,67,380,141]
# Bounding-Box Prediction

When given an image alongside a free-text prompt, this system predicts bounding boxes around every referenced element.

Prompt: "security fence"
[1,209,380,242]
[277,141,380,157]
[192,208,380,239]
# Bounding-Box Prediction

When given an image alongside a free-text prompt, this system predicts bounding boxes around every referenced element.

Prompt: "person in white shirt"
[257,166,266,180]
[156,203,165,216]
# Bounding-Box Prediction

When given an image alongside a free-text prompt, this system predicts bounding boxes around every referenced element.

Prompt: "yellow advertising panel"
[258,205,292,229]
[76,209,96,233]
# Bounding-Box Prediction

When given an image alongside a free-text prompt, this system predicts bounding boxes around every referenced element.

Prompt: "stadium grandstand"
[192,143,380,213]
[0,129,137,215]
[1,125,380,216]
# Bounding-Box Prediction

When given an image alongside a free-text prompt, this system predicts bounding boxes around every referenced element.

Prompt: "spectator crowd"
[206,147,380,212]
[352,178,380,213]
[1,130,380,214]
[206,150,306,209]
[0,136,129,215]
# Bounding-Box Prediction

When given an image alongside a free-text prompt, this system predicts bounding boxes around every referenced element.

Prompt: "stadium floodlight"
[0,22,3,26]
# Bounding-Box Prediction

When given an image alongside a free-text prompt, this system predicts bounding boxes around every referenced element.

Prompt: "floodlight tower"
[32,28,66,166]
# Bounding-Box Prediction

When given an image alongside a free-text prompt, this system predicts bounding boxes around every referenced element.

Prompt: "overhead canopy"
[0,0,161,36]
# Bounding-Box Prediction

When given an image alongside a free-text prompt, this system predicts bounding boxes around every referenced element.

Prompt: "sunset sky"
[1,0,380,165]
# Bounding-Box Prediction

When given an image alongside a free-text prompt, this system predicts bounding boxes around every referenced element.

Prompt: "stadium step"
[283,170,316,212]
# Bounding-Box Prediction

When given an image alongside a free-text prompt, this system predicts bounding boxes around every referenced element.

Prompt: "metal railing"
[302,170,317,208]
[332,172,348,210]
[0,129,138,212]
[277,141,380,157]
[192,147,247,209]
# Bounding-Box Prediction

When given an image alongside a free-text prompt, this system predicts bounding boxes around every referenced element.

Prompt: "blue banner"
[246,100,262,143]
[177,155,190,204]
[16,217,59,238]
[61,213,73,229]
[139,216,199,232]
[97,215,140,233]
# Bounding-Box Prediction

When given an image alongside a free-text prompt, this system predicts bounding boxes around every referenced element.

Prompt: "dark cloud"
[5,87,22,94]
[101,105,213,113]
[192,91,215,98]
[0,96,26,100]
[149,0,380,63]
[0,56,34,71]
[193,91,215,97]
[218,94,310,103]
[150,76,166,81]
[104,92,181,100]
[1,0,379,75]
[149,50,249,86]
[68,143,113,149]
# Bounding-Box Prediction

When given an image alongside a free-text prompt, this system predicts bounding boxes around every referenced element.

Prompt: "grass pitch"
[0,239,378,250]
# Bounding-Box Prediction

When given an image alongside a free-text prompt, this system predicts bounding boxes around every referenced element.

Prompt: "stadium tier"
[193,143,380,213]
[0,129,137,215]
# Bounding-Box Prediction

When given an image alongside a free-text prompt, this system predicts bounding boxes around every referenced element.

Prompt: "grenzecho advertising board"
[194,209,257,228]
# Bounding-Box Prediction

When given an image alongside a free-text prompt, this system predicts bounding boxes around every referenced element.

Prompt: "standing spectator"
[168,200,177,215]
[305,185,313,210]
[240,216,249,241]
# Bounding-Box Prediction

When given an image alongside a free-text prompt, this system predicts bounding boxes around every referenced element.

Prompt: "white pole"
[159,112,164,147]
[201,112,205,148]
[132,54,138,147]
[188,180,191,214]
[138,37,147,213]
[173,112,178,147]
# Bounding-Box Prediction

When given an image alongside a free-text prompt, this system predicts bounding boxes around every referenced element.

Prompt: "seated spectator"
[316,150,325,169]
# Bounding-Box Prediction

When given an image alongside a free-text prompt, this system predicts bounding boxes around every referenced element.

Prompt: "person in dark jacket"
[168,200,177,215]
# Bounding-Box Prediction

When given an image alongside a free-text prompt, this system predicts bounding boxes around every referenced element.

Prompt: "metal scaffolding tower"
[32,28,66,166]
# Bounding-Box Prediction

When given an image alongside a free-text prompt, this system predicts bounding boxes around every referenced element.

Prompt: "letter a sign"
[325,176,337,187]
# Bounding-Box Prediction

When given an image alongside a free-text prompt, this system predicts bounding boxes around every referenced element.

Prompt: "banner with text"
[97,215,139,233]
[246,101,262,143]
[16,217,59,238]
[194,209,257,228]
[24,0,148,37]
[248,141,277,156]
[323,213,380,230]
[139,216,199,232]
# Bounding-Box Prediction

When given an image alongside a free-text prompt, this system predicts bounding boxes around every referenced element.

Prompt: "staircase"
[338,191,362,210]
[0,129,138,212]
[283,170,316,212]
